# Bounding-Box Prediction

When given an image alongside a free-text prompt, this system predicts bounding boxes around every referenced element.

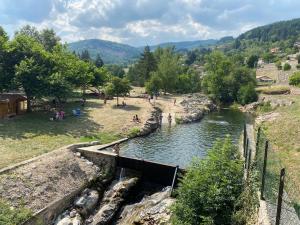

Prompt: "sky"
[1,0,300,46]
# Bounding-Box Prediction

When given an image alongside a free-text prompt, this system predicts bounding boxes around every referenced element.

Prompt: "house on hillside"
[0,94,27,118]
[270,47,280,54]
[294,41,300,48]
[256,76,275,84]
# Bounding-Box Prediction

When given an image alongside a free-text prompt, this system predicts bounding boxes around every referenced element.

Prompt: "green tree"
[246,54,259,68]
[202,51,256,104]
[283,62,291,71]
[289,71,300,86]
[80,49,91,62]
[145,73,162,95]
[10,34,50,111]
[105,64,125,78]
[237,83,258,105]
[172,136,243,225]
[104,77,131,105]
[15,57,49,112]
[95,53,104,68]
[128,46,157,86]
[275,61,282,70]
[90,67,109,94]
[152,48,180,93]
[39,28,60,51]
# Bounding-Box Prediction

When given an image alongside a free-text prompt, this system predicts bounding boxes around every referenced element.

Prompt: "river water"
[120,109,246,168]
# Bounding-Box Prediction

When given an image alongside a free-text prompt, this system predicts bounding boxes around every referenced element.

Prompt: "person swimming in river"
[167,113,172,126]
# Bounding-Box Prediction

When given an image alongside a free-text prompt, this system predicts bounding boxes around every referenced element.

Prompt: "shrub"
[171,136,243,225]
[258,101,273,113]
[127,127,140,138]
[283,63,291,71]
[275,61,282,70]
[296,64,300,69]
[0,199,32,225]
[289,72,300,86]
[237,84,258,105]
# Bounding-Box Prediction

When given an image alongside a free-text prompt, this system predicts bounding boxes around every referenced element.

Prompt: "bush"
[127,127,140,138]
[296,64,300,69]
[275,61,282,70]
[289,72,300,86]
[283,63,291,71]
[237,84,258,105]
[171,136,243,225]
[0,199,32,225]
[258,101,273,113]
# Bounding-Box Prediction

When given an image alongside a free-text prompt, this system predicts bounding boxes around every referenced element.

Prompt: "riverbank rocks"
[55,212,82,225]
[178,93,217,123]
[90,177,139,225]
[139,107,162,136]
[115,187,175,225]
[75,189,100,216]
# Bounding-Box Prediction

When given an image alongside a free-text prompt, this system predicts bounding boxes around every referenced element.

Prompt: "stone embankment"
[239,95,294,113]
[54,176,140,225]
[115,187,174,225]
[176,93,217,123]
[138,107,162,136]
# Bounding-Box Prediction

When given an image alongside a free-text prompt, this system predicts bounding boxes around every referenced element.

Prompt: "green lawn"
[0,101,121,169]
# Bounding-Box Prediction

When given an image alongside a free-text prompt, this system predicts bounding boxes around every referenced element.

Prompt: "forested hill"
[68,38,221,64]
[145,39,218,51]
[68,39,141,65]
[238,18,300,42]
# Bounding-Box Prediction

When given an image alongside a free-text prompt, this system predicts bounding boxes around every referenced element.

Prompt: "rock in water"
[55,214,82,225]
[75,189,100,216]
[91,177,139,225]
[115,187,175,225]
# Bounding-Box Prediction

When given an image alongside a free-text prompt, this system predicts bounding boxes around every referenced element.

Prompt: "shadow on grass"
[111,104,142,111]
[0,101,104,140]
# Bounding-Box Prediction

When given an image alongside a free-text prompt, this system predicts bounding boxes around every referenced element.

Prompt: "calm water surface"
[120,109,246,168]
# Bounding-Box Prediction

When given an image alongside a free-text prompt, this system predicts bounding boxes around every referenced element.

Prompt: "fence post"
[275,168,285,225]
[243,123,247,157]
[261,140,269,200]
[247,146,252,179]
[255,127,261,158]
[245,138,249,168]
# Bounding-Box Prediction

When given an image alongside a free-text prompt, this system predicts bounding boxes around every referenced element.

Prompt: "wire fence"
[244,126,300,225]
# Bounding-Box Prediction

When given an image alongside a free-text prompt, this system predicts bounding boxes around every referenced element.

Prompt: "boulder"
[75,189,100,216]
[55,214,82,225]
[91,177,139,225]
[115,187,175,225]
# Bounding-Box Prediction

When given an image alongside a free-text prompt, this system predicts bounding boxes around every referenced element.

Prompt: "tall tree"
[80,49,91,62]
[152,48,180,93]
[95,53,104,67]
[104,77,131,105]
[39,28,60,51]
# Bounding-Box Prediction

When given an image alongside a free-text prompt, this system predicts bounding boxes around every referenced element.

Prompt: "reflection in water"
[120,109,245,168]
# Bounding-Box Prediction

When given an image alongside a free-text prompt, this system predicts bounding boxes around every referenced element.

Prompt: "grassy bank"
[0,94,152,169]
[257,94,300,203]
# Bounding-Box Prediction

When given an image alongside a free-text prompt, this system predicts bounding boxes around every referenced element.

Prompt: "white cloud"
[1,0,300,46]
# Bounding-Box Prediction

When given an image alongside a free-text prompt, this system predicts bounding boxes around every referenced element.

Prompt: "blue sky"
[1,0,300,46]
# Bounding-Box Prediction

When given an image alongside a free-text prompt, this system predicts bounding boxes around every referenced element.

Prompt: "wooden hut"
[0,94,27,118]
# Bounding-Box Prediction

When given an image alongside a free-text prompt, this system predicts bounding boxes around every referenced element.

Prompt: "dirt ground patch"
[0,148,99,213]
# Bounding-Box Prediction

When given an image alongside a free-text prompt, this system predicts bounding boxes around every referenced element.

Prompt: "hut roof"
[0,93,27,102]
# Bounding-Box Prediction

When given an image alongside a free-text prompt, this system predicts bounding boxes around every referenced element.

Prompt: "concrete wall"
[22,183,90,225]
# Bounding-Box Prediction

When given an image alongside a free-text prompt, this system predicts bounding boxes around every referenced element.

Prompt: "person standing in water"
[168,113,172,126]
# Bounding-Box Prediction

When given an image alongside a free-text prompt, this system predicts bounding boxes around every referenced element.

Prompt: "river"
[120,108,246,168]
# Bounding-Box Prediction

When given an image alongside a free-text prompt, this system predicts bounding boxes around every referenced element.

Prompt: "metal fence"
[244,125,300,225]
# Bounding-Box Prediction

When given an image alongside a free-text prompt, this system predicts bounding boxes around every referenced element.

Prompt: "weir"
[77,146,185,187]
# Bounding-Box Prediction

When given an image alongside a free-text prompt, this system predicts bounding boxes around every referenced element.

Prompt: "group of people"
[51,110,65,121]
[133,114,141,123]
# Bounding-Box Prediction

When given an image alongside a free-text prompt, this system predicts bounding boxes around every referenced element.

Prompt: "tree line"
[0,25,131,111]
[127,46,257,105]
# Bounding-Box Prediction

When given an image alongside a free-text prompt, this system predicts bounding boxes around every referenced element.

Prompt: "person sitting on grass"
[135,114,141,123]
